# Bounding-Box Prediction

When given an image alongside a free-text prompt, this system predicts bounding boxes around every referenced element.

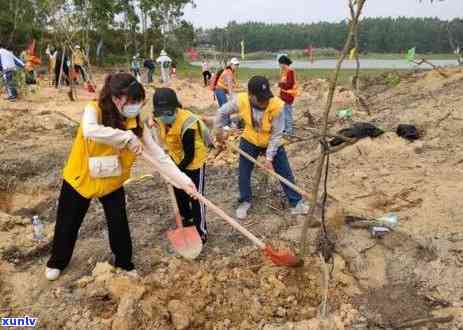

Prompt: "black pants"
[54,63,69,88]
[47,180,134,271]
[74,65,87,82]
[173,166,207,240]
[147,69,154,83]
[202,71,211,87]
[131,69,141,78]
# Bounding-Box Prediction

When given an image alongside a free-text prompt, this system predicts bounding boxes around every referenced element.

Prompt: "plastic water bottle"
[374,213,399,229]
[32,215,44,241]
[336,108,353,119]
[370,226,390,238]
[370,213,399,238]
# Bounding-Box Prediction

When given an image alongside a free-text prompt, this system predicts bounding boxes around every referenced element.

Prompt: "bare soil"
[1,68,462,329]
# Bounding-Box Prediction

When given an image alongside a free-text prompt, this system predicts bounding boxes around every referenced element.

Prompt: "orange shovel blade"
[264,245,303,267]
[85,82,96,93]
[167,226,203,260]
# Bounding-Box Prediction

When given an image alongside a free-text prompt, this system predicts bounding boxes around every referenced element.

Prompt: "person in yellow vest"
[277,55,298,135]
[214,76,309,220]
[45,73,197,281]
[213,57,240,108]
[72,45,87,83]
[150,88,209,242]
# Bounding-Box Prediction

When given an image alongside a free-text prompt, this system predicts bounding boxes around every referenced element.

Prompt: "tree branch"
[299,0,367,255]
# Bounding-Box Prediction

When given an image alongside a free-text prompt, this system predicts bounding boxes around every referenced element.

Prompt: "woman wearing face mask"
[45,73,197,281]
[214,76,309,220]
[149,88,209,243]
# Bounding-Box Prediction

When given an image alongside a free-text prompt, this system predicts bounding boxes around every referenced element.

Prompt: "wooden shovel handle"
[167,184,183,228]
[149,128,183,228]
[227,142,311,200]
[193,192,266,249]
[142,151,266,249]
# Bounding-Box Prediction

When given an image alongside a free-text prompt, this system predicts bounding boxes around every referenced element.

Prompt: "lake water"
[192,59,457,70]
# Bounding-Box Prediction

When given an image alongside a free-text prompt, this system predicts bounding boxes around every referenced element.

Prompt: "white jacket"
[82,105,193,190]
[0,48,24,71]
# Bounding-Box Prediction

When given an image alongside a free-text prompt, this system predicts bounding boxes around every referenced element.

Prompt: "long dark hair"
[278,55,293,66]
[98,73,145,137]
[212,65,232,88]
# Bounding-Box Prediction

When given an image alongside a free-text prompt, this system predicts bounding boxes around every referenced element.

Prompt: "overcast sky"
[183,0,462,28]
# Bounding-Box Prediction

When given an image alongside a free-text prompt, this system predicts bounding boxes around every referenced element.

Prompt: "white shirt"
[0,48,24,71]
[45,47,57,60]
[82,104,193,190]
[156,55,172,64]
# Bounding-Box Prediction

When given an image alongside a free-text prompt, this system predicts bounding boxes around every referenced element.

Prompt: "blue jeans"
[214,88,228,107]
[283,103,294,134]
[215,88,231,125]
[3,70,17,98]
[238,138,302,207]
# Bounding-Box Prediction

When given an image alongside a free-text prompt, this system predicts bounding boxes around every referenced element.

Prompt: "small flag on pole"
[349,47,357,60]
[406,47,416,63]
[241,40,245,60]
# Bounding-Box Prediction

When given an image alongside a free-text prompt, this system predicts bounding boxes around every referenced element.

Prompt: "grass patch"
[360,53,458,60]
[176,62,392,85]
[227,51,458,61]
[210,50,458,61]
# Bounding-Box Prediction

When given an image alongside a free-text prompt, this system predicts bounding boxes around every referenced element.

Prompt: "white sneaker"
[45,267,61,281]
[291,200,310,215]
[236,202,251,220]
[126,269,139,278]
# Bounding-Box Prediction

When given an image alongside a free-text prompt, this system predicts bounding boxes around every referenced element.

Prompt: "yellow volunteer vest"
[73,50,85,66]
[216,68,235,92]
[63,101,137,199]
[238,93,284,148]
[280,68,300,97]
[157,109,208,170]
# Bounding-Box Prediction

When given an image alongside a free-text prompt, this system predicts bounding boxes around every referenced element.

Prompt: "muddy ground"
[0,67,462,329]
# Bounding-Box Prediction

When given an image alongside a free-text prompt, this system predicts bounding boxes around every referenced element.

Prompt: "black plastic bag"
[330,122,384,147]
[396,124,419,141]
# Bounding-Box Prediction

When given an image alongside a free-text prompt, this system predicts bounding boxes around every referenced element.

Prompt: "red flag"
[187,48,199,61]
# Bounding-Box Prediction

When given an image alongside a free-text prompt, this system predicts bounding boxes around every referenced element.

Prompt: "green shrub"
[384,73,401,87]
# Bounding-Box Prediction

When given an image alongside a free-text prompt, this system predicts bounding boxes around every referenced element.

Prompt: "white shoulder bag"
[85,139,122,178]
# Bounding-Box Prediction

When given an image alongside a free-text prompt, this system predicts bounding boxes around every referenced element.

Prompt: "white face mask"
[121,103,141,118]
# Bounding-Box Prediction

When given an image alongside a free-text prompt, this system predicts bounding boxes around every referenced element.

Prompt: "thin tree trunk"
[9,2,20,46]
[447,21,463,66]
[350,1,361,93]
[142,11,148,58]
[57,47,65,89]
[299,0,367,256]
[68,45,77,101]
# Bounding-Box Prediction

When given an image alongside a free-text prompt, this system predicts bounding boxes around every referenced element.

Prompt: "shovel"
[142,151,302,267]
[227,142,311,200]
[166,183,203,259]
[147,129,203,260]
[123,172,203,259]
[194,190,303,267]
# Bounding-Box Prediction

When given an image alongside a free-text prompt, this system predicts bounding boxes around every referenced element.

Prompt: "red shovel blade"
[85,82,96,93]
[167,225,203,260]
[264,244,303,267]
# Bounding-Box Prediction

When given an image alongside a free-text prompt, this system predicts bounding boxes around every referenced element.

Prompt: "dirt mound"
[1,68,463,329]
